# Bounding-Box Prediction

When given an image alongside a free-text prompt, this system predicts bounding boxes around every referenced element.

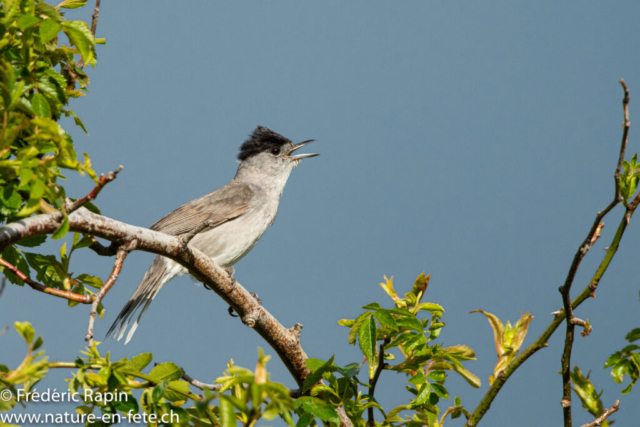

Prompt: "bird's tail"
[106,256,168,344]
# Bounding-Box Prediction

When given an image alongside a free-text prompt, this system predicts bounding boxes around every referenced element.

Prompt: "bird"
[106,126,318,343]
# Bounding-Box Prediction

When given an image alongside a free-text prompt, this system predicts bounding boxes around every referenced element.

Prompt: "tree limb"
[85,246,130,345]
[68,165,123,213]
[579,400,619,427]
[0,256,92,303]
[0,208,311,389]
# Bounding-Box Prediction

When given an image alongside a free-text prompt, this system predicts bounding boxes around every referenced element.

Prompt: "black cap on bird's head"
[238,126,319,162]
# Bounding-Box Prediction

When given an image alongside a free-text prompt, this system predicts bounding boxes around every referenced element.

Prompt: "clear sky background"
[2,1,640,425]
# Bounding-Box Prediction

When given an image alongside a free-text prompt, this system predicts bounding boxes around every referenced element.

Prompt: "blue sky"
[2,1,640,425]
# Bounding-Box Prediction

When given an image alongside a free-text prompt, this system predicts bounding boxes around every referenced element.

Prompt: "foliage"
[605,323,640,395]
[570,367,612,427]
[335,273,479,426]
[620,154,640,206]
[470,309,534,385]
[0,0,101,233]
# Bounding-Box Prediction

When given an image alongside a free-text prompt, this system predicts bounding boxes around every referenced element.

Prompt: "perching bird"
[107,126,318,343]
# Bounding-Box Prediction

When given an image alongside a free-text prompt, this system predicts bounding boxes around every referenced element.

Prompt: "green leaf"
[31,92,51,118]
[427,370,447,382]
[396,316,424,332]
[375,309,399,331]
[412,383,431,407]
[418,302,445,318]
[149,362,182,382]
[128,353,153,372]
[162,380,190,402]
[362,302,382,310]
[15,321,35,345]
[16,235,47,248]
[296,413,314,427]
[76,274,103,288]
[152,380,169,403]
[52,214,69,240]
[626,328,640,343]
[303,355,335,392]
[359,316,377,378]
[348,311,372,346]
[39,19,62,43]
[56,0,87,9]
[220,396,236,427]
[337,319,354,327]
[296,397,340,425]
[18,14,41,31]
[430,383,449,399]
[62,21,95,65]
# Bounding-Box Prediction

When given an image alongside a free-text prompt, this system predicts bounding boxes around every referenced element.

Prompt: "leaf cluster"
[332,273,479,427]
[1,231,105,310]
[0,0,100,227]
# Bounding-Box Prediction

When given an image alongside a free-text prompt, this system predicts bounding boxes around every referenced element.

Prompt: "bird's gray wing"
[150,182,254,236]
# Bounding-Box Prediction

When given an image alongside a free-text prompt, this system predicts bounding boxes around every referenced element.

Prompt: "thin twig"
[0,325,8,338]
[90,0,101,36]
[0,276,5,298]
[68,166,123,212]
[558,80,630,427]
[569,318,593,337]
[368,338,390,427]
[181,369,221,391]
[579,400,619,427]
[85,247,130,344]
[0,257,92,303]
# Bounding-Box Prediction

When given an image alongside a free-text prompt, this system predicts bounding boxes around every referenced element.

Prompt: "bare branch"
[68,166,123,213]
[580,400,619,427]
[90,0,101,36]
[0,257,92,303]
[181,369,221,391]
[86,246,130,345]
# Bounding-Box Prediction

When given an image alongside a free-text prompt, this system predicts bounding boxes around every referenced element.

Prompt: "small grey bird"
[107,126,318,343]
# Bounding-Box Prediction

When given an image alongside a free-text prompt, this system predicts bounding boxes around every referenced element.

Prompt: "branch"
[368,338,389,427]
[0,257,92,303]
[579,400,619,427]
[90,0,101,36]
[76,0,102,69]
[0,208,311,388]
[85,246,130,345]
[68,165,123,213]
[558,80,630,427]
[181,369,221,391]
[467,81,635,427]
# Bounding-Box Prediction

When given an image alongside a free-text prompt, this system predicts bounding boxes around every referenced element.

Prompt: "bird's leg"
[249,292,262,306]
[223,266,236,290]
[227,292,262,319]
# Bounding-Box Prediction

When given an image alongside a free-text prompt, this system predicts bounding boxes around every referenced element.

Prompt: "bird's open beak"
[285,140,319,160]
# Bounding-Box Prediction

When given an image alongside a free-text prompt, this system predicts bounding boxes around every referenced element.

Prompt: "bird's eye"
[271,147,281,156]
